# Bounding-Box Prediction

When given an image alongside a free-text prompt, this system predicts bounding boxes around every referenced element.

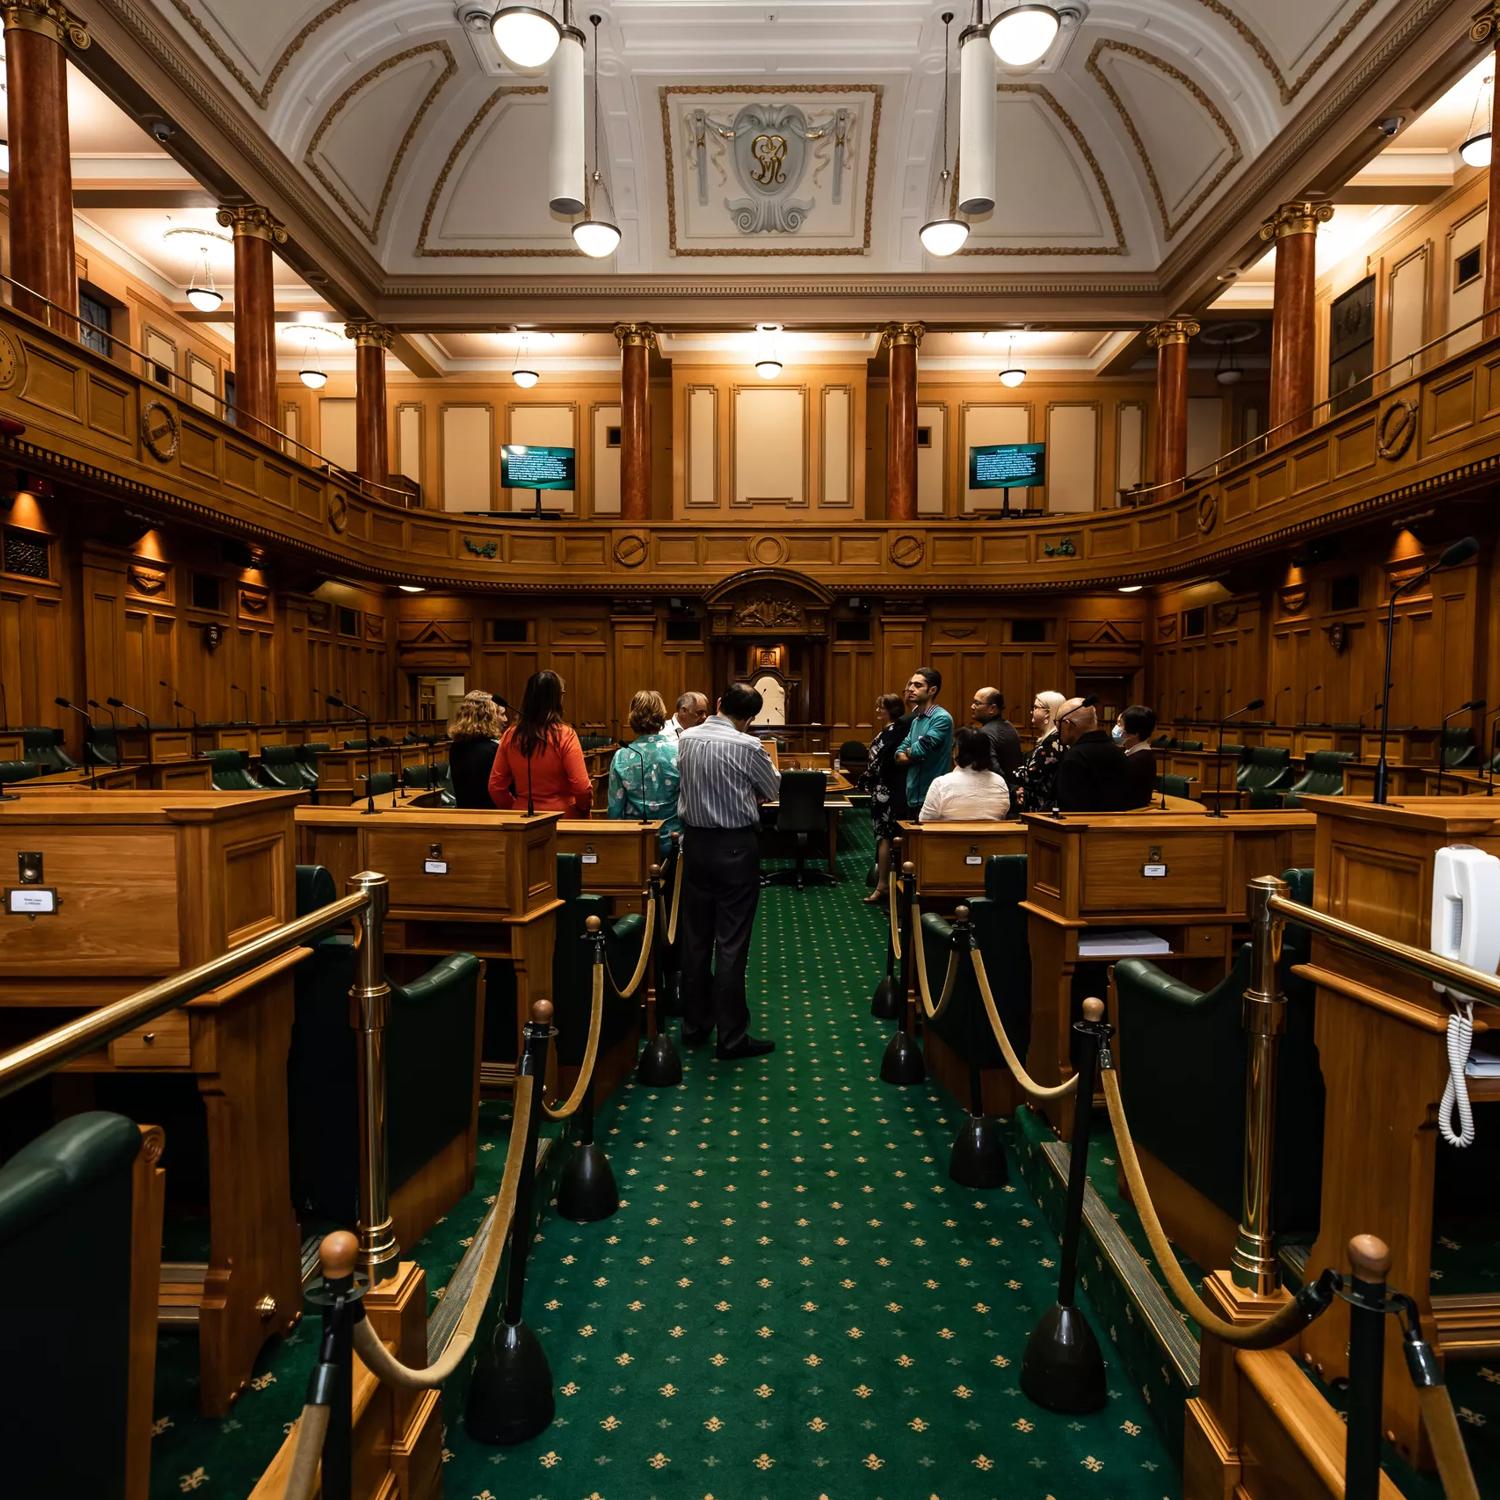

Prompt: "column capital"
[613,322,657,352]
[1258,200,1334,243]
[345,320,394,350]
[1470,4,1500,43]
[880,321,925,351]
[216,204,289,245]
[1146,317,1200,349]
[2,0,89,47]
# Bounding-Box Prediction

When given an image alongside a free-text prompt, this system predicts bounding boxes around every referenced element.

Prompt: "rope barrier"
[907,900,958,1021]
[280,1398,329,1500]
[887,871,903,962]
[664,849,684,947]
[347,1074,535,1389]
[1416,1385,1482,1500]
[603,890,656,1000]
[1101,1068,1333,1348]
[544,962,605,1122]
[969,945,1078,1101]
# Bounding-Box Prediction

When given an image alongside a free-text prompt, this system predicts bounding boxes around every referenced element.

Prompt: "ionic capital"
[216,205,289,246]
[344,320,394,350]
[880,322,926,351]
[1258,200,1334,243]
[1469,3,1500,44]
[2,0,89,47]
[613,323,658,352]
[1146,318,1200,350]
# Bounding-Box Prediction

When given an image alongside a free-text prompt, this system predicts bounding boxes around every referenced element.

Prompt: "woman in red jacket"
[487,669,593,815]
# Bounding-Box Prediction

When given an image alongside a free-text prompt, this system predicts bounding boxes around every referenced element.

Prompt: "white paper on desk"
[1077,928,1171,957]
[1465,1042,1500,1077]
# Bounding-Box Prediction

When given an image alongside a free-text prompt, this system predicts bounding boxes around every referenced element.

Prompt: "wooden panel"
[1116,400,1145,491]
[686,385,717,508]
[963,403,1029,513]
[1079,828,1230,915]
[916,404,946,515]
[733,386,805,506]
[507,404,575,513]
[592,403,622,515]
[1045,404,1098,513]
[821,385,852,507]
[440,404,494,511]
[320,397,357,472]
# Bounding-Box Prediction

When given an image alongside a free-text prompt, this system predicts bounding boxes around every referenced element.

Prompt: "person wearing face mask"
[1055,697,1134,812]
[1017,690,1066,812]
[1115,704,1158,807]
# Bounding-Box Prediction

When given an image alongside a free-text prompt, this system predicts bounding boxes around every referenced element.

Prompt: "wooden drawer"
[109,1009,191,1068]
[1180,924,1230,959]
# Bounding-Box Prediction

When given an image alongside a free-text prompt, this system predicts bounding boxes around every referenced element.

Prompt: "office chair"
[764,770,836,889]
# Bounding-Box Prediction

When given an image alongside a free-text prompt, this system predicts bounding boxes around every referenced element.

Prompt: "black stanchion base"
[1020,1302,1107,1413]
[556,1141,620,1222]
[869,974,900,1020]
[879,1029,926,1085]
[657,967,683,1018]
[948,1114,1007,1188]
[464,1317,555,1445]
[636,1032,683,1087]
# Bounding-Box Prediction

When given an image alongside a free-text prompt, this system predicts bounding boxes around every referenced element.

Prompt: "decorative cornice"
[216,204,288,244]
[1146,318,1200,349]
[304,42,458,247]
[613,323,658,351]
[1086,41,1242,244]
[879,322,925,350]
[1259,200,1335,242]
[1193,0,1380,105]
[344,320,393,349]
[2,0,88,46]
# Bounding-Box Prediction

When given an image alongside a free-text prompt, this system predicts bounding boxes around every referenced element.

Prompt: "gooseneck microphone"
[1302,684,1323,726]
[56,697,99,789]
[326,693,377,817]
[1436,697,1486,797]
[1211,697,1264,819]
[108,695,154,783]
[1376,536,1479,804]
[174,698,200,729]
[158,680,180,729]
[261,685,276,725]
[229,682,249,724]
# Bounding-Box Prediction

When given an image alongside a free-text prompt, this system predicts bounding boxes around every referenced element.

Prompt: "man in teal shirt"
[894,665,954,814]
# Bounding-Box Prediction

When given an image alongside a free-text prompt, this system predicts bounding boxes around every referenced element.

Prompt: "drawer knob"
[142,1032,156,1044]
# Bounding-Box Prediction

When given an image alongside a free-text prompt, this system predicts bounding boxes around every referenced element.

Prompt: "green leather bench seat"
[258,743,306,790]
[1281,750,1354,807]
[87,727,120,766]
[1237,746,1293,796]
[362,771,397,798]
[1,1111,147,1499]
[22,725,76,771]
[295,743,330,788]
[1175,739,1205,752]
[343,737,370,750]
[0,759,41,784]
[1442,726,1478,769]
[287,865,482,1230]
[1157,773,1192,799]
[1111,868,1323,1242]
[204,748,262,791]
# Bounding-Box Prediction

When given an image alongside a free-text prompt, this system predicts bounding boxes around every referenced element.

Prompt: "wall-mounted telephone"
[1430,844,1500,1147]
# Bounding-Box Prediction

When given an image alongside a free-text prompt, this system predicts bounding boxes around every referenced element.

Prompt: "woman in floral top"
[608,689,681,852]
[1017,690,1066,813]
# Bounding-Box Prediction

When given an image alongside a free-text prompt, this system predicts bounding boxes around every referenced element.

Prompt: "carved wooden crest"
[731,591,805,628]
[1327,621,1348,655]
[128,563,168,596]
[203,622,223,653]
[141,400,179,462]
[1278,583,1309,615]
[238,588,268,616]
[889,533,925,569]
[613,533,648,569]
[0,329,23,391]
[328,490,349,534]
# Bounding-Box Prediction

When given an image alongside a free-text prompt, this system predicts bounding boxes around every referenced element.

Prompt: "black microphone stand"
[1302,684,1323,727]
[159,680,180,729]
[110,697,153,786]
[56,698,99,789]
[326,695,376,816]
[1435,698,1485,797]
[1211,699,1264,819]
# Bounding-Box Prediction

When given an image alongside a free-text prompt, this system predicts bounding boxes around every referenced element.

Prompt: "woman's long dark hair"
[513,670,565,758]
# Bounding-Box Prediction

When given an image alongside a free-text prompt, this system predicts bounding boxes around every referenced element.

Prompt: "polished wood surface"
[899,819,1026,900]
[556,817,661,900]
[354,332,390,486]
[226,214,277,435]
[886,331,918,521]
[620,330,651,521]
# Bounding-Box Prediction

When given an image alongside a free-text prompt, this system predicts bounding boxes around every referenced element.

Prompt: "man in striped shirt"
[676,682,781,1060]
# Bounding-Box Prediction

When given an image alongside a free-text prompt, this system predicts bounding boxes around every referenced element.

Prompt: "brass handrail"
[0,888,370,1098]
[1268,892,1500,1008]
[0,271,416,508]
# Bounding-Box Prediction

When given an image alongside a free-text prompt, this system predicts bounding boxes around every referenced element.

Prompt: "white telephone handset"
[1429,845,1500,1147]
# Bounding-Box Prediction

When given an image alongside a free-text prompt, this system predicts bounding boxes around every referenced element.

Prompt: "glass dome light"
[755,358,783,379]
[300,366,328,390]
[919,217,970,257]
[512,367,540,389]
[490,5,561,69]
[1461,130,1492,168]
[998,366,1026,387]
[572,217,621,258]
[187,284,223,313]
[988,4,1060,68]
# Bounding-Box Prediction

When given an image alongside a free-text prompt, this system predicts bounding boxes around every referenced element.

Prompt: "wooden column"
[346,320,392,489]
[4,0,89,326]
[216,205,287,439]
[1260,201,1333,438]
[1475,8,1500,335]
[883,321,924,521]
[1147,317,1198,499]
[614,323,654,521]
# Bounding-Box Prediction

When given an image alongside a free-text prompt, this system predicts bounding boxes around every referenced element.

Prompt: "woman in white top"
[919,727,1012,822]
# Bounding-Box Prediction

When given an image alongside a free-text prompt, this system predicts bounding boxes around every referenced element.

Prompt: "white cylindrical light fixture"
[958,23,996,215]
[548,26,587,214]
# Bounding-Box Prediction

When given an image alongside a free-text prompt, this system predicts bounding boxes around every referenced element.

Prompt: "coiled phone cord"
[1439,1002,1476,1148]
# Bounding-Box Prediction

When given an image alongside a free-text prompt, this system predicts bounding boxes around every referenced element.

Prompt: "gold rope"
[887,871,903,961]
[279,1397,329,1500]
[603,891,656,1000]
[1417,1385,1482,1500]
[350,1075,535,1389]
[908,900,958,1021]
[969,947,1079,1100]
[543,962,606,1122]
[665,851,684,946]
[1102,1069,1328,1349]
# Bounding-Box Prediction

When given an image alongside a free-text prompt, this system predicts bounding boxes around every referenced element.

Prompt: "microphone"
[159,680,180,729]
[229,682,248,724]
[1302,684,1323,725]
[1376,537,1479,803]
[261,685,276,725]
[108,695,154,780]
[1211,697,1265,819]
[327,693,377,818]
[56,697,99,789]
[174,697,199,729]
[1436,697,1486,797]
[1275,685,1292,725]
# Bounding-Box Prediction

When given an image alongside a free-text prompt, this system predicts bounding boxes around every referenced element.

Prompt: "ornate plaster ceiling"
[73,0,1478,322]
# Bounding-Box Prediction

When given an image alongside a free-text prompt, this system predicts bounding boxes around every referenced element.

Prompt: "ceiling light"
[1118,584,1143,593]
[988,4,1060,68]
[1461,130,1492,168]
[299,326,327,389]
[490,5,561,69]
[920,12,969,258]
[398,584,426,594]
[185,241,222,312]
[997,332,1026,387]
[300,367,327,389]
[573,217,620,258]
[571,15,621,258]
[512,332,539,388]
[1462,73,1493,169]
[756,323,783,334]
[755,357,783,379]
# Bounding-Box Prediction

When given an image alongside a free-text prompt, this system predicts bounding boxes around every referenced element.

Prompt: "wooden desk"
[118,728,195,763]
[194,724,260,755]
[1294,795,1500,1468]
[146,759,215,790]
[1341,761,1428,798]
[1419,768,1495,796]
[1357,728,1437,766]
[0,730,25,760]
[295,805,561,1083]
[311,747,398,803]
[11,765,141,791]
[556,818,662,900]
[1022,810,1315,1135]
[0,790,304,1416]
[899,820,1026,899]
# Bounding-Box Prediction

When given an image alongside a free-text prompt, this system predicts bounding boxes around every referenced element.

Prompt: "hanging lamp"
[919,13,970,257]
[512,332,539,388]
[491,3,561,69]
[988,3,1060,67]
[299,328,328,390]
[1461,73,1493,168]
[186,241,223,313]
[998,333,1026,387]
[572,15,622,257]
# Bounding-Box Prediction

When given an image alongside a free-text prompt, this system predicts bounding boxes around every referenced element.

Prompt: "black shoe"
[716,1034,775,1061]
[681,1027,711,1049]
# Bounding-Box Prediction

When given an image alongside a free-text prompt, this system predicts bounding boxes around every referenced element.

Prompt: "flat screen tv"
[500,444,575,491]
[969,441,1045,490]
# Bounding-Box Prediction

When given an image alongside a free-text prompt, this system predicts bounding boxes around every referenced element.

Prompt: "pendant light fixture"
[1461,73,1494,168]
[919,13,970,257]
[512,332,539,388]
[572,14,622,257]
[754,324,783,379]
[958,2,996,215]
[299,328,327,390]
[490,3,562,70]
[547,1,587,214]
[998,333,1026,387]
[988,3,1061,68]
[185,241,223,313]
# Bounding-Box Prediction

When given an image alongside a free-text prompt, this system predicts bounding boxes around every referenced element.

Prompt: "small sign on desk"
[424,858,448,875]
[7,886,58,915]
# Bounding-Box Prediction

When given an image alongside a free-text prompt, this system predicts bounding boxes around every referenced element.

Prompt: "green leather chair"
[1236,746,1293,797]
[258,743,307,790]
[86,727,120,766]
[287,864,483,1231]
[1151,733,1171,748]
[1442,726,1478,769]
[204,748,262,791]
[22,726,76,771]
[1157,773,1192,799]
[1111,867,1323,1242]
[0,759,41,784]
[295,743,329,789]
[1280,750,1354,807]
[361,771,397,798]
[343,737,370,750]
[1,1110,154,1500]
[1176,738,1205,752]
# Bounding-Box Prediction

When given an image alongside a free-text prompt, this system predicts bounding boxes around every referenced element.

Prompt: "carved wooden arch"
[704,568,834,638]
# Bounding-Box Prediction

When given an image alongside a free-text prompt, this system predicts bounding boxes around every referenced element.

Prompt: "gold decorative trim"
[1259,200,1335,242]
[305,42,458,247]
[216,204,288,244]
[344,320,394,349]
[415,86,578,258]
[1146,318,1201,349]
[879,322,925,350]
[659,84,883,258]
[613,323,659,352]
[1471,4,1500,43]
[140,400,178,462]
[1086,41,1242,243]
[2,0,89,47]
[128,562,168,595]
[164,0,358,109]
[1194,0,1379,105]
[954,84,1126,257]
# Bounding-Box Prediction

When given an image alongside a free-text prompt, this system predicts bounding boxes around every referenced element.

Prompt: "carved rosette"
[216,205,289,245]
[1146,317,1200,349]
[2,0,90,48]
[1258,200,1334,243]
[344,320,393,349]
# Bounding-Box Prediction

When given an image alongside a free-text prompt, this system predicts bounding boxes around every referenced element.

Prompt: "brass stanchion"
[347,871,398,1279]
[1232,874,1289,1295]
[880,860,925,1085]
[658,833,683,1017]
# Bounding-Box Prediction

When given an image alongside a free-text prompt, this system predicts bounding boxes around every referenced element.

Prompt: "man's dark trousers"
[680,824,761,1049]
